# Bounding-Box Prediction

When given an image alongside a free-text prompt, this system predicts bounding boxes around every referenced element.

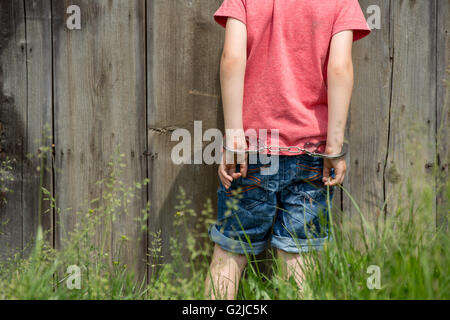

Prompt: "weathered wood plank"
[437,0,449,230]
[0,0,444,269]
[22,0,53,248]
[385,0,437,219]
[344,0,392,228]
[147,0,224,275]
[0,0,26,258]
[52,0,147,277]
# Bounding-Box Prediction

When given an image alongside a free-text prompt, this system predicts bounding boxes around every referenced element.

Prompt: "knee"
[213,244,248,269]
[276,248,300,262]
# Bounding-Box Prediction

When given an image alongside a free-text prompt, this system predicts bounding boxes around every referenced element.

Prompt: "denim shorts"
[208,153,336,255]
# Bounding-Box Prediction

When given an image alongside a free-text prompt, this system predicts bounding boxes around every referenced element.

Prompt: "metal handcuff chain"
[222,136,348,160]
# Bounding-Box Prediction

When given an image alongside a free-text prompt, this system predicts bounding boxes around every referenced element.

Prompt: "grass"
[0,143,448,300]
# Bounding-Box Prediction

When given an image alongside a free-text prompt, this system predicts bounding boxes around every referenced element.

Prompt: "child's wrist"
[224,128,247,150]
[326,135,344,154]
[325,144,343,155]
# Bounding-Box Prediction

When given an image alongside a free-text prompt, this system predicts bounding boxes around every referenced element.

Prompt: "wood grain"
[0,0,26,259]
[385,0,437,220]
[22,0,54,249]
[0,0,445,274]
[52,0,147,278]
[437,0,449,230]
[147,0,224,277]
[344,0,392,230]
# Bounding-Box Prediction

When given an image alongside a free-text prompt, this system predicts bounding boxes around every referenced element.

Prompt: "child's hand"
[322,157,346,186]
[218,137,248,190]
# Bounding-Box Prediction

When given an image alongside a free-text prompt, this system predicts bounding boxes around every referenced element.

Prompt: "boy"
[205,0,371,299]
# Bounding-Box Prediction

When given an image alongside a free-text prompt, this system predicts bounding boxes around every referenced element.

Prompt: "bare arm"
[323,30,354,186]
[220,18,247,133]
[218,18,248,189]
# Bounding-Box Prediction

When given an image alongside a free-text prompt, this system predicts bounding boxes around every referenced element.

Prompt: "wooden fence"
[0,0,448,280]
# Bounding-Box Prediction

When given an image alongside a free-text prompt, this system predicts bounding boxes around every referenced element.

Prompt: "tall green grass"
[0,144,448,300]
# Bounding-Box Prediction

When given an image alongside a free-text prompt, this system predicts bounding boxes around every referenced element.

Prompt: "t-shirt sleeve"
[332,0,371,41]
[214,0,247,28]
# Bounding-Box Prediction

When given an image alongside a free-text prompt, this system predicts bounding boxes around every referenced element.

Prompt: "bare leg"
[276,248,312,295]
[204,244,248,300]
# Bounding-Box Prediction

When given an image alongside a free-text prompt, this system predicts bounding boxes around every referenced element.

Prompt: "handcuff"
[222,136,347,159]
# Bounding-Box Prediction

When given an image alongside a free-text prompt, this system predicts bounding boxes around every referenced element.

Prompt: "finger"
[218,168,232,189]
[326,176,338,186]
[322,165,331,184]
[324,168,339,186]
[240,159,248,178]
[229,165,241,179]
[339,171,346,185]
[330,171,344,186]
[219,165,233,182]
[220,176,231,189]
[325,176,336,186]
[231,172,242,179]
[228,165,241,180]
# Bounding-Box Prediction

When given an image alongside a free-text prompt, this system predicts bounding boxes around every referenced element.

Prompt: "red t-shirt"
[214,0,371,155]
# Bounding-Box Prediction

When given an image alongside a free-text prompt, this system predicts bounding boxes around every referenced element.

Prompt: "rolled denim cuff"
[208,224,267,255]
[271,234,331,253]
